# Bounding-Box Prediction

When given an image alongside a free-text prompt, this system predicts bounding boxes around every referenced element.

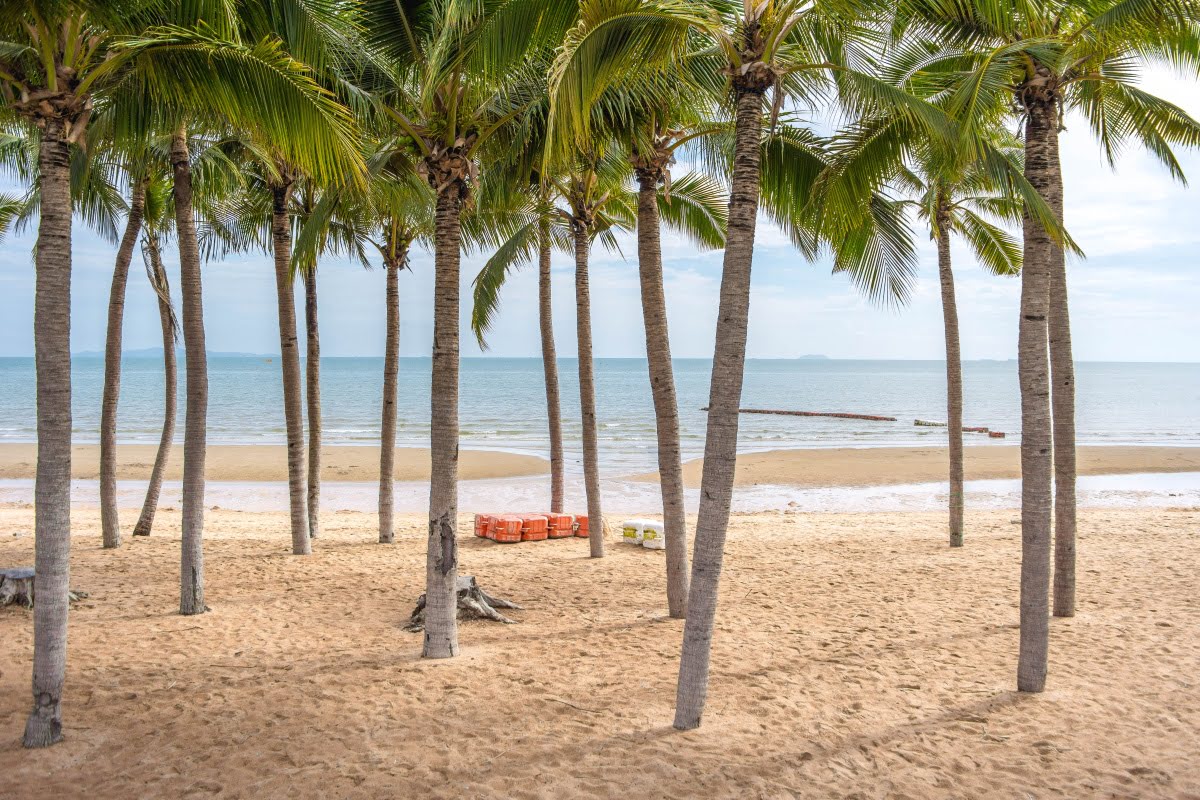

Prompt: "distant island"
[797,354,830,360]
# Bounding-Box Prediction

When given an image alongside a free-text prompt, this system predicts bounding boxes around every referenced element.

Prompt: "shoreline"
[632,444,1200,488]
[0,443,549,483]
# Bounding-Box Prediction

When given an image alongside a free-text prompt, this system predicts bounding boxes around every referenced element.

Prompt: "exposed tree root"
[0,568,89,608]
[405,575,522,631]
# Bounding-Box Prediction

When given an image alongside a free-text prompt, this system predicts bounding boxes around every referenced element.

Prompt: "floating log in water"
[914,419,992,434]
[703,407,897,422]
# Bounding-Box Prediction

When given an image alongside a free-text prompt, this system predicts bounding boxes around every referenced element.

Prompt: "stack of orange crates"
[520,515,548,541]
[473,512,591,544]
[546,513,574,538]
[491,515,523,543]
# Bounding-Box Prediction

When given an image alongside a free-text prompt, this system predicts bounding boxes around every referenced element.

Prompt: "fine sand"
[2,504,1198,798]
[0,443,548,483]
[633,444,1200,488]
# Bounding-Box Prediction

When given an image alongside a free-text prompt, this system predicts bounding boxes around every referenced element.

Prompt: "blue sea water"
[1,356,1197,473]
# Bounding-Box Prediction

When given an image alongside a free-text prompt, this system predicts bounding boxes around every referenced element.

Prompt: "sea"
[1,356,1197,512]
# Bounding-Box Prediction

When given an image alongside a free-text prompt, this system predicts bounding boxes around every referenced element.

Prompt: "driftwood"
[0,568,89,608]
[704,407,897,422]
[404,575,522,631]
[915,419,992,433]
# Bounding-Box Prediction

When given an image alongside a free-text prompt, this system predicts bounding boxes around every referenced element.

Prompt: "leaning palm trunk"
[379,251,403,543]
[304,266,321,540]
[573,222,604,558]
[1048,196,1075,618]
[1016,96,1057,693]
[172,126,208,616]
[674,82,765,731]
[538,217,565,513]
[99,179,148,550]
[270,182,310,556]
[635,175,688,617]
[424,184,463,659]
[24,121,73,749]
[935,205,965,547]
[132,232,177,537]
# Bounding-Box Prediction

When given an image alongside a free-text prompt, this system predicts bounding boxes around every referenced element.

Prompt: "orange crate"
[521,515,549,542]
[492,515,522,543]
[474,514,494,538]
[546,513,574,538]
[574,515,589,538]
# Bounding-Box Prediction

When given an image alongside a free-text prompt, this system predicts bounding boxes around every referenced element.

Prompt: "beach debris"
[914,419,995,434]
[0,568,89,609]
[703,407,897,422]
[621,519,665,550]
[404,575,522,631]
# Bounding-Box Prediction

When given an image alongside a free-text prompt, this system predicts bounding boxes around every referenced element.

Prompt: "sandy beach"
[0,443,549,483]
[1,503,1197,798]
[633,444,1200,488]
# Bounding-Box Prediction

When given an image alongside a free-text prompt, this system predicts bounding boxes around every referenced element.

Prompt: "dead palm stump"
[405,575,522,631]
[0,568,88,608]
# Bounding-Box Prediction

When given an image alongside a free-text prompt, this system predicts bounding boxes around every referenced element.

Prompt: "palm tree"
[361,0,575,658]
[892,0,1200,688]
[827,120,1029,546]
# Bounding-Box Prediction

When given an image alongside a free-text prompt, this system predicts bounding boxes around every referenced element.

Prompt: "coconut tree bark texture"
[635,167,688,618]
[171,126,209,617]
[99,177,148,550]
[270,179,311,556]
[378,246,405,544]
[24,115,75,749]
[424,175,465,659]
[572,219,604,559]
[537,216,565,513]
[934,199,965,547]
[132,232,177,537]
[674,77,768,730]
[304,266,322,540]
[1048,169,1076,619]
[1016,91,1057,694]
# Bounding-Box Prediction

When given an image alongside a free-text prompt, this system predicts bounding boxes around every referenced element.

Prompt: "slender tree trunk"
[674,86,764,731]
[573,222,604,558]
[935,204,965,547]
[379,250,403,543]
[172,126,208,616]
[100,179,147,550]
[1016,97,1057,693]
[304,266,321,540]
[132,232,177,537]
[424,185,463,659]
[636,175,688,617]
[538,217,565,513]
[270,181,310,556]
[1048,155,1075,618]
[24,121,73,749]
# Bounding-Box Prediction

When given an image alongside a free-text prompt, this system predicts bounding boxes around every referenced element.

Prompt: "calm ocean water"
[1,356,1197,472]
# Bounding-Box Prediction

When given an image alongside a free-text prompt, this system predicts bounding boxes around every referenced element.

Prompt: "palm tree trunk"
[172,125,208,616]
[304,266,321,540]
[100,178,147,550]
[379,248,403,543]
[538,217,565,513]
[573,222,604,558]
[132,232,177,537]
[674,85,764,731]
[270,181,310,556]
[935,204,964,547]
[1048,172,1075,619]
[636,175,688,617]
[424,184,463,659]
[23,120,73,749]
[1016,98,1057,693]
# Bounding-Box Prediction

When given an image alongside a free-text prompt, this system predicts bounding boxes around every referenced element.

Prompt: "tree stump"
[405,575,522,631]
[0,568,88,608]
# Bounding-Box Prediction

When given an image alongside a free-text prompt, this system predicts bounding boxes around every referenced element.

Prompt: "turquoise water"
[1,356,1197,471]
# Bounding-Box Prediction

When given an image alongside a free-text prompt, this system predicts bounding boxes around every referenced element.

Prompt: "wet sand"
[0,443,549,483]
[1,504,1198,798]
[633,444,1200,488]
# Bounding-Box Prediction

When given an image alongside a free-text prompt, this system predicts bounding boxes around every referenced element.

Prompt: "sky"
[1,72,1198,363]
